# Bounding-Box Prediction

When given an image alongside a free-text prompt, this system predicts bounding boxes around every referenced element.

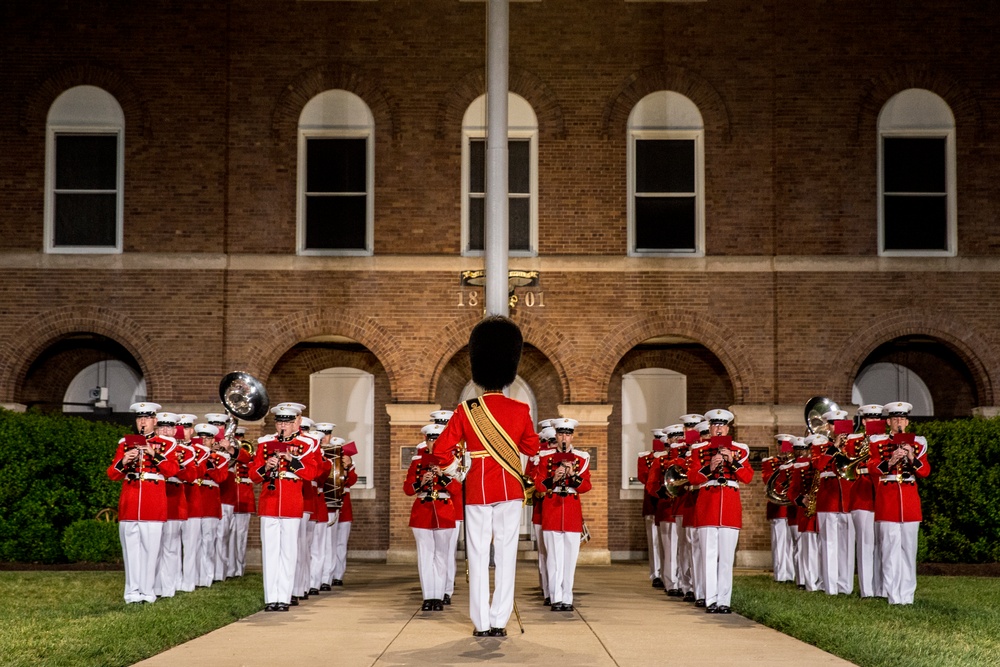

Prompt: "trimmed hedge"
[913,417,1000,563]
[62,519,122,563]
[0,409,128,563]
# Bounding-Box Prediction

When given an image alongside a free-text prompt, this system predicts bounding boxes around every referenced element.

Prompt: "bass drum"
[324,446,346,510]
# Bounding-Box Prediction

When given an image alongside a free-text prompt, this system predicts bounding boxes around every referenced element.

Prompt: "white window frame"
[45,86,125,254]
[461,93,538,258]
[297,91,375,256]
[877,89,957,258]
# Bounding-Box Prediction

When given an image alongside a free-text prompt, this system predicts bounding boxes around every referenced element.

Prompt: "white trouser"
[323,513,338,584]
[220,504,237,578]
[465,501,521,633]
[119,521,163,603]
[446,520,461,596]
[544,530,581,605]
[658,520,678,590]
[180,517,202,592]
[331,520,351,580]
[770,519,794,582]
[534,524,549,598]
[215,505,232,581]
[233,512,251,577]
[295,512,313,596]
[789,525,802,585]
[198,517,220,587]
[690,524,704,600]
[154,519,182,597]
[852,509,881,597]
[696,526,739,608]
[260,516,301,604]
[310,521,328,591]
[878,521,919,605]
[674,516,691,593]
[799,531,822,591]
[818,512,855,595]
[644,514,662,581]
[413,527,455,600]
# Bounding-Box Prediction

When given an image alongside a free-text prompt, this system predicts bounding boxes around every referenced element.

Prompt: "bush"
[0,409,129,563]
[62,519,122,563]
[913,417,1000,563]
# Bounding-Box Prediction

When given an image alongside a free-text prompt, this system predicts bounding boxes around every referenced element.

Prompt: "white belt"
[280,472,301,480]
[417,491,451,500]
[552,486,578,494]
[167,476,182,483]
[820,471,837,478]
[858,467,869,475]
[702,480,739,489]
[139,473,165,482]
[310,481,318,487]
[880,475,915,483]
[200,479,219,488]
[239,477,252,484]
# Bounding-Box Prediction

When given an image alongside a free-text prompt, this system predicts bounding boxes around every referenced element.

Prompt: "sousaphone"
[218,371,271,441]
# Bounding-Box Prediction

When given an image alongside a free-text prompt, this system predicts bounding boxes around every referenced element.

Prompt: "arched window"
[621,367,687,489]
[878,89,956,256]
[461,93,538,256]
[309,367,376,488]
[45,86,125,253]
[627,91,704,257]
[852,362,934,417]
[63,360,146,413]
[298,90,375,255]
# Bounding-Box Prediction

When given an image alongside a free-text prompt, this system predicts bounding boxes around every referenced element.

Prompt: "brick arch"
[270,62,399,155]
[590,310,761,405]
[426,310,572,404]
[435,66,567,140]
[236,311,405,399]
[0,307,171,402]
[831,310,995,407]
[601,64,732,143]
[20,63,150,142]
[854,66,984,146]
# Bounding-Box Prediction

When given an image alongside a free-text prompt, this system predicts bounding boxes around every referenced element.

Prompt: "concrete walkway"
[136,562,853,667]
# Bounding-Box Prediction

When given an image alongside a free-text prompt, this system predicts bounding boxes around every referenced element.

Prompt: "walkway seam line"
[369,606,421,666]
[575,607,622,667]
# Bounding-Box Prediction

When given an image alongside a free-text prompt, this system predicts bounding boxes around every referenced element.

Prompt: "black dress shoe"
[562,603,574,611]
[290,596,299,606]
[472,630,492,637]
[797,584,806,590]
[667,588,683,597]
[332,579,344,586]
[433,599,444,611]
[717,605,732,614]
[489,627,507,637]
[550,602,564,611]
[320,584,331,591]
[443,594,452,605]
[421,600,434,611]
[277,603,289,611]
[264,603,276,612]
[706,603,718,614]
[300,593,309,600]
[309,588,320,596]
[695,599,706,608]
[683,592,695,602]
[652,577,664,589]
[543,597,551,606]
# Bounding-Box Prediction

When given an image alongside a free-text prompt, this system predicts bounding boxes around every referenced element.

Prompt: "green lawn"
[0,571,263,667]
[733,575,1000,667]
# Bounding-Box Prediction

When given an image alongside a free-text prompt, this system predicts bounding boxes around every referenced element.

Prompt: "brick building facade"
[3,1,999,567]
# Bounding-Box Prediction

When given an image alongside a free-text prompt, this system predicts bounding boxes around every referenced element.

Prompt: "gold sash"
[462,396,535,505]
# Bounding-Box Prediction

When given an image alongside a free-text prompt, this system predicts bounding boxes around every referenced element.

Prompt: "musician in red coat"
[527,425,556,605]
[151,414,184,599]
[437,316,541,637]
[330,443,358,586]
[307,424,334,596]
[814,412,857,596]
[637,430,664,589]
[849,405,885,598]
[646,424,685,596]
[107,402,180,604]
[685,420,711,605]
[427,411,462,606]
[788,434,822,591]
[687,409,753,614]
[232,426,256,578]
[869,401,930,605]
[676,415,704,603]
[192,423,229,587]
[249,406,320,611]
[405,429,459,611]
[762,435,795,583]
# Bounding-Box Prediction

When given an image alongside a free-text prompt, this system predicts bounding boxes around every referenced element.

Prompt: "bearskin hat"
[469,316,523,391]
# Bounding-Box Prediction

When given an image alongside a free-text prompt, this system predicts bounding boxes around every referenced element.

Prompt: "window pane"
[305,195,367,250]
[884,194,947,251]
[54,193,116,247]
[56,135,117,190]
[509,140,530,194]
[509,197,530,250]
[470,140,485,194]
[468,198,485,251]
[307,138,367,193]
[636,139,695,193]
[883,137,945,193]
[635,196,696,251]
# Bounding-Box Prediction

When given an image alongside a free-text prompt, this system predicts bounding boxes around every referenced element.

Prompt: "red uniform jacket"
[787,457,818,533]
[107,434,181,522]
[533,450,591,533]
[234,444,256,514]
[192,445,229,519]
[298,441,323,516]
[687,439,753,529]
[311,455,333,523]
[526,448,555,526]
[436,393,540,505]
[637,449,659,517]
[847,434,876,513]
[404,451,459,530]
[644,452,676,524]
[335,466,359,523]
[250,434,320,518]
[761,456,789,521]
[813,440,855,514]
[165,442,198,521]
[868,434,930,522]
[219,445,250,507]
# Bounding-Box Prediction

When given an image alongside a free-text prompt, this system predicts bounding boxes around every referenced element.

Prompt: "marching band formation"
[107,401,357,609]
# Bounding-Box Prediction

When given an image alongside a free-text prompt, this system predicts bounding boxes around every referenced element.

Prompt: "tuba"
[802,397,839,517]
[218,371,271,441]
[764,454,794,506]
[662,463,690,498]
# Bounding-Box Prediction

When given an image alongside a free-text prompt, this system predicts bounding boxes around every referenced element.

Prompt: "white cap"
[130,402,161,416]
[539,426,556,441]
[274,402,307,413]
[805,433,829,446]
[680,414,704,428]
[300,416,315,429]
[884,401,913,417]
[328,437,346,447]
[234,426,246,436]
[793,436,810,449]
[705,408,735,425]
[665,424,685,438]
[177,414,197,426]
[695,420,711,434]
[552,417,578,433]
[270,404,301,417]
[204,413,229,424]
[421,423,445,437]
[774,433,797,442]
[272,406,299,421]
[538,419,552,430]
[857,404,884,417]
[651,428,665,440]
[194,423,219,436]
[155,412,179,425]
[822,409,849,422]
[314,422,335,434]
[430,410,454,424]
